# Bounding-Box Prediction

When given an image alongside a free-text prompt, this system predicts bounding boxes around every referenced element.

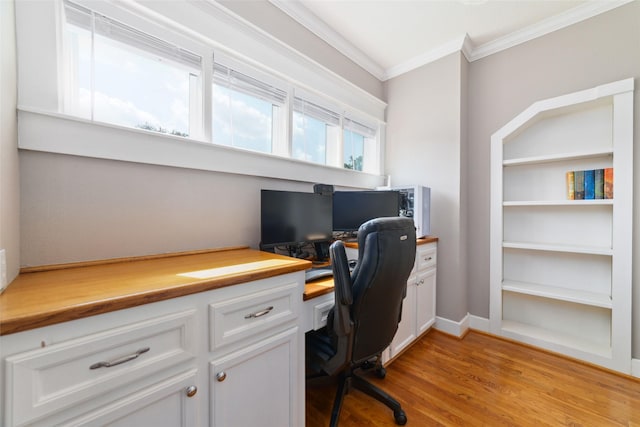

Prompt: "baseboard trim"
[468,315,490,332]
[434,314,469,338]
[632,358,640,378]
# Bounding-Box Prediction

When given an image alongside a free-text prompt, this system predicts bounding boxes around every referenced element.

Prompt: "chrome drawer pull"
[244,306,274,319]
[216,371,227,382]
[89,347,150,370]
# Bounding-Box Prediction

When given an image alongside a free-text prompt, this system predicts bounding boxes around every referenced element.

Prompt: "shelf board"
[500,320,612,359]
[503,149,613,166]
[503,199,613,207]
[502,280,612,308]
[502,241,613,256]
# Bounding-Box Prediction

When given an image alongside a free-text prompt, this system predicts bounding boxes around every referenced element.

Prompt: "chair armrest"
[329,241,353,336]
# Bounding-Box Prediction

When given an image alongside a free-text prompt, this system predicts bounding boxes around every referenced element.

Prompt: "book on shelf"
[566,168,611,201]
[604,167,614,199]
[574,170,585,200]
[584,169,595,199]
[566,171,575,200]
[594,169,604,199]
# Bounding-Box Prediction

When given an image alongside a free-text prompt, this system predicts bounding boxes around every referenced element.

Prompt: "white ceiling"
[270,0,632,80]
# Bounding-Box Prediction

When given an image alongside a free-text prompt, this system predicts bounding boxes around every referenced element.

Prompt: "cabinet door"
[210,328,299,427]
[55,370,199,427]
[416,268,436,335]
[389,278,416,358]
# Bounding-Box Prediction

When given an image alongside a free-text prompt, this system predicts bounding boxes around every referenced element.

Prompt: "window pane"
[343,129,366,171]
[212,84,275,153]
[292,112,330,164]
[63,2,201,137]
[93,34,195,136]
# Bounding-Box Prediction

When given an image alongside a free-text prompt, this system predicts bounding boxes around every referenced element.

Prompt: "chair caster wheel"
[394,410,407,425]
[375,367,386,379]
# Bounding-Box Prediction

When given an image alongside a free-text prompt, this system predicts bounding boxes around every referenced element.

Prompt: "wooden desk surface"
[304,236,438,301]
[0,247,311,336]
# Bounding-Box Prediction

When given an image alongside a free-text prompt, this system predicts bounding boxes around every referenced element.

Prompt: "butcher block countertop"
[0,247,311,336]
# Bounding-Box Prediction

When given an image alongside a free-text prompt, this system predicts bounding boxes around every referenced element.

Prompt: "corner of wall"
[0,0,21,281]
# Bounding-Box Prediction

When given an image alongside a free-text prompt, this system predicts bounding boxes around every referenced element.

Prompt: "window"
[343,118,377,172]
[63,1,202,138]
[58,1,383,178]
[292,97,340,166]
[212,62,287,153]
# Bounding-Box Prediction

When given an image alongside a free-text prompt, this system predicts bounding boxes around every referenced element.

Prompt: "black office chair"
[306,217,416,426]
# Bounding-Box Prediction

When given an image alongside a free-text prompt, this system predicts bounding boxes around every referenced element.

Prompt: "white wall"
[384,52,469,322]
[0,0,20,281]
[466,2,640,356]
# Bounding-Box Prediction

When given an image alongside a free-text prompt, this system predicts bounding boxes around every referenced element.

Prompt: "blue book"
[584,170,595,199]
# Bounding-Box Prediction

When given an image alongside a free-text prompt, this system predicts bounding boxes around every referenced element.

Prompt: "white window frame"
[15,0,387,188]
[212,52,289,155]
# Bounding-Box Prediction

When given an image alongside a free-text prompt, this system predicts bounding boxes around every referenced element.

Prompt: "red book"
[604,168,614,199]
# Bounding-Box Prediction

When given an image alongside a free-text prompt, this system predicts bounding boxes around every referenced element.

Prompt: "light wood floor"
[306,330,640,426]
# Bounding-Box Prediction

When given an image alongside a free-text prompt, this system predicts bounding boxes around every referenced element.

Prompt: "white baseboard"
[632,358,640,378]
[434,313,469,338]
[469,314,490,332]
[435,314,640,378]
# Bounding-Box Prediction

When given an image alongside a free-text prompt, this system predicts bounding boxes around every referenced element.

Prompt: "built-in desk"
[0,247,310,427]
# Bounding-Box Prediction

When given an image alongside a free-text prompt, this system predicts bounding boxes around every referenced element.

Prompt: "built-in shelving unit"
[490,78,634,373]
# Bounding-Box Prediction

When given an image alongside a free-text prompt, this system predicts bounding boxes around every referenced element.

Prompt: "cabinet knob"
[417,279,425,286]
[185,385,198,397]
[216,371,227,382]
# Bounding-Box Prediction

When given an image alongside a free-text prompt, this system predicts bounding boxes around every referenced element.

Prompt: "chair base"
[329,370,407,427]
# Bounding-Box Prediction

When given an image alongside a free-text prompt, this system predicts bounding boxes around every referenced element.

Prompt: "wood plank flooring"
[306,330,640,426]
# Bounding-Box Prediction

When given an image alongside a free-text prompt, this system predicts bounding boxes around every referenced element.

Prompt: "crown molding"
[268,0,386,81]
[270,0,634,81]
[384,34,470,80]
[469,0,635,62]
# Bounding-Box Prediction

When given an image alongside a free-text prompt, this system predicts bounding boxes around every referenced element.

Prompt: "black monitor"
[260,190,333,251]
[332,190,400,232]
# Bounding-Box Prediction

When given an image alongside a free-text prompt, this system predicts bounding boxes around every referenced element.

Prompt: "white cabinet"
[389,242,437,359]
[209,328,298,426]
[490,78,634,373]
[0,273,305,427]
[207,278,303,427]
[60,370,199,427]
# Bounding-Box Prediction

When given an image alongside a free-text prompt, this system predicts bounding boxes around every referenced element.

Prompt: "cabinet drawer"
[416,244,437,271]
[209,282,298,351]
[5,310,196,427]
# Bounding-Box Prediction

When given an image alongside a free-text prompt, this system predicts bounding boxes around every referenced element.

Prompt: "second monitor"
[332,190,400,233]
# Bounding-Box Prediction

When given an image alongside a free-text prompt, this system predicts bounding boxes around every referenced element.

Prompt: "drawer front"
[5,309,196,427]
[416,244,437,271]
[209,282,298,351]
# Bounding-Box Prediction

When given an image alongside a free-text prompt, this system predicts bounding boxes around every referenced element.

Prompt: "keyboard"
[305,267,333,283]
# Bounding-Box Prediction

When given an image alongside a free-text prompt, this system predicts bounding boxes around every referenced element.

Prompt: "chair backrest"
[349,217,416,363]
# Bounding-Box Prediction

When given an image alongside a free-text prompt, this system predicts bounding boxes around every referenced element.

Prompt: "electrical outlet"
[0,249,7,293]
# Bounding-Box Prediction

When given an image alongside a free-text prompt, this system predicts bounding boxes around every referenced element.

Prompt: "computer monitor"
[260,190,333,252]
[332,190,400,232]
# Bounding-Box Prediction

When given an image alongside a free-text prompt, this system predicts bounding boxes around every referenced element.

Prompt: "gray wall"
[384,52,469,323]
[19,152,318,266]
[466,1,640,354]
[0,0,20,282]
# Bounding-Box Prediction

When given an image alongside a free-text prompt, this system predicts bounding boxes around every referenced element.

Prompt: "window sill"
[17,108,385,188]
